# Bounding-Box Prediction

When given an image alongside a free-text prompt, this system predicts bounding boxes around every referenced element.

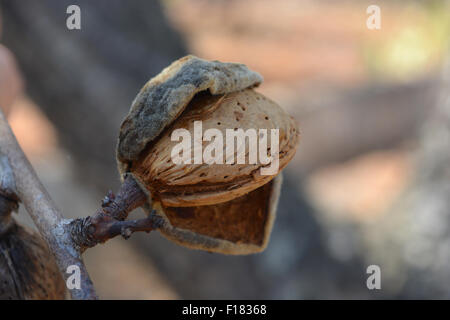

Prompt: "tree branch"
[0,109,98,299]
[69,175,161,251]
[0,109,161,299]
[70,209,163,251]
[0,151,19,236]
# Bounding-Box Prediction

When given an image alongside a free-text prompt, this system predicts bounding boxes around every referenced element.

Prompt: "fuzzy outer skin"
[116,55,263,173]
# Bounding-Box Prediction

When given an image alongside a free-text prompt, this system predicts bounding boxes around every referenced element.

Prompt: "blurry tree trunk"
[290,78,437,175]
[364,56,450,298]
[0,45,23,115]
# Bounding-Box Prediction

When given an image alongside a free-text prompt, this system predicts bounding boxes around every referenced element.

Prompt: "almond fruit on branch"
[73,55,299,254]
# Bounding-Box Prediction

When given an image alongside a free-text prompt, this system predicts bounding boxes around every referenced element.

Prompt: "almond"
[116,56,299,254]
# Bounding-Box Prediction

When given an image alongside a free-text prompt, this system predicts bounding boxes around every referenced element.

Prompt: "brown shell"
[0,222,66,300]
[131,89,299,207]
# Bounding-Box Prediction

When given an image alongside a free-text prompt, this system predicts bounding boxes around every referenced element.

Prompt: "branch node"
[121,227,132,239]
[69,176,155,250]
[101,191,115,208]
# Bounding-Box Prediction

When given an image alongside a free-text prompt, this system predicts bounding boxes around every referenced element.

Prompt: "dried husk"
[117,55,263,169]
[153,174,282,254]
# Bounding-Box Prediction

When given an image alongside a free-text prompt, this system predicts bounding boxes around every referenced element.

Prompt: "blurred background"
[1,0,449,299]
